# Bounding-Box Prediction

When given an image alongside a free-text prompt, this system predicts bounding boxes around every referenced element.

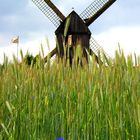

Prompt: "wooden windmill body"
[32,0,117,64]
[55,11,91,64]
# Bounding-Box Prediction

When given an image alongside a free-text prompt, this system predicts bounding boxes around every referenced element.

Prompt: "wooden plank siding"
[55,11,91,62]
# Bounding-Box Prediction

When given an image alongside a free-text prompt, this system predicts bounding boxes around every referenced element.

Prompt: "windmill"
[32,0,117,64]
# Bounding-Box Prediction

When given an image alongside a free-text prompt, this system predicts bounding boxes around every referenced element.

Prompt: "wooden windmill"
[32,0,117,64]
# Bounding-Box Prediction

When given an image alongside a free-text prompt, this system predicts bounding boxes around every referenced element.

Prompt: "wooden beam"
[44,47,57,62]
[85,0,116,26]
[44,0,65,21]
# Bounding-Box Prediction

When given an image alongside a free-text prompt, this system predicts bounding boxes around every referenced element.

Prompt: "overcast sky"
[0,0,140,63]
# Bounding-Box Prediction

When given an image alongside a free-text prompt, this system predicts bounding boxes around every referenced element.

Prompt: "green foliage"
[23,53,34,65]
[0,50,140,140]
[22,53,44,69]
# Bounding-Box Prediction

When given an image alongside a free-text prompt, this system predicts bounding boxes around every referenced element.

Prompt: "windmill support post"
[44,47,57,62]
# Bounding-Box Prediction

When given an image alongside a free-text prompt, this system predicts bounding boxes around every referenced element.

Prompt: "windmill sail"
[90,36,111,62]
[80,0,116,26]
[32,0,65,27]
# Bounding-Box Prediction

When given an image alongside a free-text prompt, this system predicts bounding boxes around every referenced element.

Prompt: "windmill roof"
[55,11,91,35]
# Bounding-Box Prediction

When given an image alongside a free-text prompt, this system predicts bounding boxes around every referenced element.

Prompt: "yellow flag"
[11,36,19,44]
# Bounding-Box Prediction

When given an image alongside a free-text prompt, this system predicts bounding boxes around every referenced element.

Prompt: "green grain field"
[0,50,140,140]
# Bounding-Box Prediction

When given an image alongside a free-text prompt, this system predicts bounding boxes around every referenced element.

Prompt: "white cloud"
[0,26,140,63]
[0,34,4,43]
[1,26,140,64]
[55,0,93,15]
[2,15,18,23]
[0,36,56,64]
[94,26,140,58]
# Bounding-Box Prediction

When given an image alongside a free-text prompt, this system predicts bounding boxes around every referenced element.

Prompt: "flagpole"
[16,36,19,61]
[11,36,19,61]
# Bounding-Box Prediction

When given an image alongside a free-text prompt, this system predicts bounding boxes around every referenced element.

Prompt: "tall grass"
[0,50,140,140]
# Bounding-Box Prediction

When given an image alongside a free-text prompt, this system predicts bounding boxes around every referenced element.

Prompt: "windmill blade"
[80,0,116,26]
[90,36,111,62]
[32,0,65,27]
[44,0,65,21]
